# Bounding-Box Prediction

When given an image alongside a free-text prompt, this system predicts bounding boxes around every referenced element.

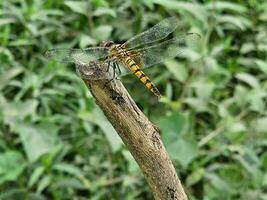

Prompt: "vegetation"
[1,0,267,199]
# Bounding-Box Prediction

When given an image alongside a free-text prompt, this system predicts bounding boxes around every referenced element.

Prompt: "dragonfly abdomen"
[124,57,161,98]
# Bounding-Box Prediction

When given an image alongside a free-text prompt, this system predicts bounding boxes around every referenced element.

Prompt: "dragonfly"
[45,17,200,98]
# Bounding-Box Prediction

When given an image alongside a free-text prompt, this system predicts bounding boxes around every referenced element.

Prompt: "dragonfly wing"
[45,47,109,64]
[128,33,200,70]
[123,17,178,50]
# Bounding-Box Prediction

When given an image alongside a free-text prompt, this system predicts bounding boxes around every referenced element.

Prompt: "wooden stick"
[76,53,188,200]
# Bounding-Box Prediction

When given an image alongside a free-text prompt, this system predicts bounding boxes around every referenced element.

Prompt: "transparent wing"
[45,47,112,80]
[123,17,178,50]
[75,33,200,80]
[45,47,109,64]
[125,33,200,71]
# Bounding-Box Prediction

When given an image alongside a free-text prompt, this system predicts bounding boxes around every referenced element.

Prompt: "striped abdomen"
[124,57,161,98]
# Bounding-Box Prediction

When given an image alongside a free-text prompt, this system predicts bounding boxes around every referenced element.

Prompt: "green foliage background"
[1,0,267,199]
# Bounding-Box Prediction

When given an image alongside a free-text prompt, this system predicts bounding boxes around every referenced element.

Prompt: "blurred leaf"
[218,15,251,30]
[152,0,208,25]
[78,108,123,152]
[168,138,198,168]
[236,73,260,88]
[0,47,14,62]
[0,66,24,90]
[53,163,83,177]
[240,43,254,54]
[254,117,267,133]
[28,166,45,188]
[0,151,26,184]
[233,148,260,174]
[141,0,155,9]
[205,173,232,193]
[91,0,109,7]
[218,164,245,189]
[225,122,246,142]
[9,39,33,46]
[160,112,187,143]
[0,18,16,26]
[234,85,248,107]
[186,168,204,186]
[164,60,188,82]
[206,1,247,13]
[93,8,116,17]
[37,175,51,193]
[246,89,266,112]
[3,100,38,128]
[79,34,97,48]
[255,59,267,75]
[192,81,214,100]
[92,25,113,41]
[13,122,58,162]
[184,98,208,112]
[0,189,28,200]
[64,1,88,15]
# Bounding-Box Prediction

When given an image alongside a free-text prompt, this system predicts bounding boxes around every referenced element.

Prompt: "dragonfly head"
[100,40,115,48]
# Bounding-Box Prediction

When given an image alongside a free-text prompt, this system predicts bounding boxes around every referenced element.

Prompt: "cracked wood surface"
[77,57,188,200]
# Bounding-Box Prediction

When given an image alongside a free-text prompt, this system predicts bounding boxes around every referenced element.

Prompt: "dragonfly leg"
[106,60,111,72]
[115,62,121,79]
[103,61,119,88]
[112,62,117,79]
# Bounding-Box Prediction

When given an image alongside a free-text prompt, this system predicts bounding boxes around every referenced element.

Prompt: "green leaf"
[168,138,198,168]
[151,0,208,25]
[159,112,187,143]
[164,60,188,82]
[0,151,26,184]
[184,98,208,112]
[37,175,51,193]
[78,108,123,152]
[92,25,113,41]
[254,117,267,133]
[79,34,97,48]
[240,43,255,54]
[206,1,247,13]
[0,18,16,26]
[225,122,246,142]
[53,163,83,177]
[64,1,88,15]
[219,164,246,189]
[13,122,58,162]
[235,73,260,88]
[218,15,251,30]
[246,89,266,112]
[255,59,267,75]
[9,39,33,46]
[205,173,232,193]
[186,168,205,186]
[0,66,24,90]
[3,100,38,128]
[93,8,116,17]
[28,166,45,188]
[192,81,214,100]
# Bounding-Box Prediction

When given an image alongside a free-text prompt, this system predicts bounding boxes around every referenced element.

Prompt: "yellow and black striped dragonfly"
[45,17,200,98]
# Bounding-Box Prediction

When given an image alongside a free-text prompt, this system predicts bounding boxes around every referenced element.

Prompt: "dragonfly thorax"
[108,44,128,60]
